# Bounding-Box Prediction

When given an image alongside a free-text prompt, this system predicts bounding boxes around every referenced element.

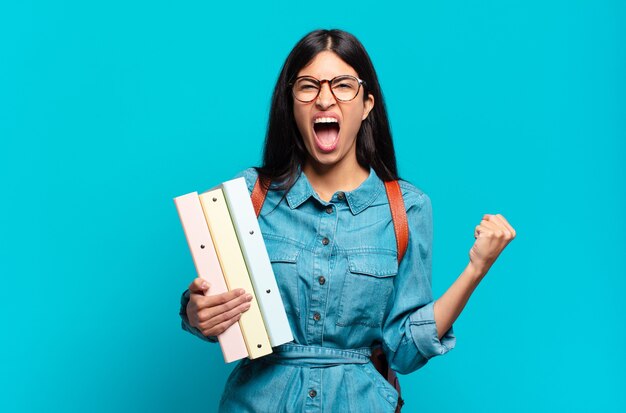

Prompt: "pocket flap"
[265,237,300,263]
[348,253,398,277]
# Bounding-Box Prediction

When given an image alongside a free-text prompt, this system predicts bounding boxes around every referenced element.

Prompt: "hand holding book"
[175,178,294,363]
[186,277,253,338]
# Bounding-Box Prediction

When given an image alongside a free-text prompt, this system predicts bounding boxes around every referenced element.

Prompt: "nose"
[315,80,336,109]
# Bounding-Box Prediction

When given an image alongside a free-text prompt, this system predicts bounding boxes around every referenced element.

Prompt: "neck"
[303,159,370,202]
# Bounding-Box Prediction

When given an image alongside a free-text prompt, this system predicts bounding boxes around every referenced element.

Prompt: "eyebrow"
[296,75,354,81]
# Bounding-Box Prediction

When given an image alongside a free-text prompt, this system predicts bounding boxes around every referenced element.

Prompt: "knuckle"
[198,308,213,323]
[215,303,231,317]
[214,311,228,324]
[221,308,235,321]
[199,319,213,330]
[224,298,239,311]
[227,307,243,321]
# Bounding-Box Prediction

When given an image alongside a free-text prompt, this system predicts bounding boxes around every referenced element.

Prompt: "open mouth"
[313,117,340,152]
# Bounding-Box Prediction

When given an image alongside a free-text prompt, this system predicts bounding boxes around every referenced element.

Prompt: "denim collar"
[286,167,384,215]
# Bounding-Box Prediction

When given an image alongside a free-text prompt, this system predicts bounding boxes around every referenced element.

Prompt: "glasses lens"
[293,78,320,102]
[331,76,360,101]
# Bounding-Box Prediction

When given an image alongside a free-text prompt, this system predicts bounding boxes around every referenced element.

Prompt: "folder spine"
[173,192,248,363]
[222,178,294,347]
[199,189,272,359]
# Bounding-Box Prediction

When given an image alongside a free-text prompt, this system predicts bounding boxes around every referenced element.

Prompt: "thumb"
[188,277,210,295]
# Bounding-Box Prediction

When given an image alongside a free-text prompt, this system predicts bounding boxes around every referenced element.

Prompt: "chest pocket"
[265,236,301,317]
[336,252,398,328]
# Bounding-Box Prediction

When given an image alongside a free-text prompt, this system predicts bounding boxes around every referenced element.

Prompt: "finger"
[197,291,251,319]
[482,216,509,238]
[206,292,253,318]
[479,219,499,232]
[206,288,247,307]
[488,214,514,238]
[189,277,210,294]
[199,300,252,330]
[203,313,242,337]
[474,224,492,238]
[494,214,516,238]
[484,214,515,237]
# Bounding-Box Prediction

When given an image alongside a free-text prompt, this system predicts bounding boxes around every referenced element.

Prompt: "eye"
[296,79,319,91]
[332,77,358,90]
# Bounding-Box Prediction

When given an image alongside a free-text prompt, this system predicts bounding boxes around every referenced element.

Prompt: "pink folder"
[174,192,248,363]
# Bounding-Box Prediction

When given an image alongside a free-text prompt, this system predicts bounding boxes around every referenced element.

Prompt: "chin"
[308,147,349,169]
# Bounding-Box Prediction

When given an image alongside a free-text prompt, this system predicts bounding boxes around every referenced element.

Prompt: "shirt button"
[325,206,333,214]
[321,237,329,245]
[318,276,326,285]
[309,389,317,398]
[337,192,345,200]
[313,312,321,321]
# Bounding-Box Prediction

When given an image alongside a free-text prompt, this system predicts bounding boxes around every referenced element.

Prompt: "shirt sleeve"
[381,190,456,374]
[179,289,218,343]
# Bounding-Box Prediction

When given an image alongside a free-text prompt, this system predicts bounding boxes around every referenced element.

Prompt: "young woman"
[179,29,515,412]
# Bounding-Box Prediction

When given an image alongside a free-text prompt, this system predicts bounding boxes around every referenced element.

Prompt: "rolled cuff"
[409,301,456,359]
[179,289,218,343]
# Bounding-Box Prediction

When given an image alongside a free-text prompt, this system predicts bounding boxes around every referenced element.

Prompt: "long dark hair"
[256,29,398,189]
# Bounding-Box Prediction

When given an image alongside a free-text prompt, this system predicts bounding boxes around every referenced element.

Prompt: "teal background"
[1,1,624,412]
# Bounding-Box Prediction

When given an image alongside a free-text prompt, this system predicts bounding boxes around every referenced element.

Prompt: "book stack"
[174,177,293,363]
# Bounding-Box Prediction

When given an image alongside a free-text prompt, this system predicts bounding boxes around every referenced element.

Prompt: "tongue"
[315,124,340,147]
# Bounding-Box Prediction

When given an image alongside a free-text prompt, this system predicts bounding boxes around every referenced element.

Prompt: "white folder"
[221,178,294,347]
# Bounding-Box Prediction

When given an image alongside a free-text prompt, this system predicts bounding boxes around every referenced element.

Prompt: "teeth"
[314,117,338,124]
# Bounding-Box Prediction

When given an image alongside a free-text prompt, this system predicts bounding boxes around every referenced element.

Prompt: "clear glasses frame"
[290,75,366,103]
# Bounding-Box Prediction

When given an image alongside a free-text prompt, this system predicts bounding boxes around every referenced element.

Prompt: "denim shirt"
[179,167,456,413]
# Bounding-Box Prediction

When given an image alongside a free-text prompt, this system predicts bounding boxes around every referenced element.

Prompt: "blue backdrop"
[1,1,625,412]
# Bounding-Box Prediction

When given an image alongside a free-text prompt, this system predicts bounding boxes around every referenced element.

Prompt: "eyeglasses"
[290,75,366,103]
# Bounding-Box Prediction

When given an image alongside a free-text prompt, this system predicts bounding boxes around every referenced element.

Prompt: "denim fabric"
[180,167,456,412]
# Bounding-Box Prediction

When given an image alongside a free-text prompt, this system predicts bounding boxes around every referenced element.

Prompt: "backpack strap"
[251,176,270,217]
[383,180,408,262]
[251,177,408,262]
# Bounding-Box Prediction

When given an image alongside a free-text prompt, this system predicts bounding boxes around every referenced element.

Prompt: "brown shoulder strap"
[251,177,409,262]
[251,176,270,217]
[384,180,408,263]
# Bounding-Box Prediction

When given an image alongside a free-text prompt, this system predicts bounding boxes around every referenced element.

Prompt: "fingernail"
[237,289,245,295]
[246,294,253,301]
[201,281,209,289]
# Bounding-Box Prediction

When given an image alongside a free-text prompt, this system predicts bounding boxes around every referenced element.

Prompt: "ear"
[362,93,375,121]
